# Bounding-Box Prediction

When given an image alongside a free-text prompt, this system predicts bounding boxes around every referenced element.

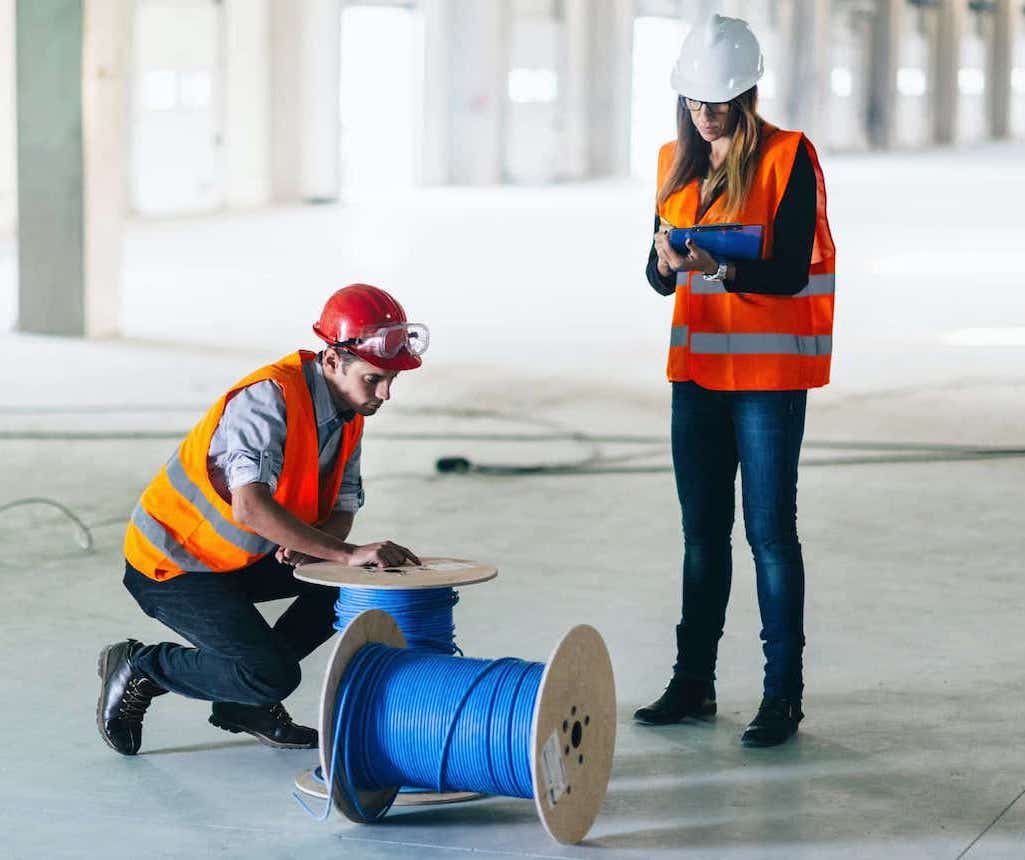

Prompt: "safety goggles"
[681,96,731,115]
[334,322,430,359]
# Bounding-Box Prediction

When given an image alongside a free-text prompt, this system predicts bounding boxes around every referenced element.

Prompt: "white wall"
[130,0,224,215]
[129,0,273,215]
[0,0,16,235]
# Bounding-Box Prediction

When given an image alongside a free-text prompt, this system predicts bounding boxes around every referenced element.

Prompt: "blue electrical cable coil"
[327,644,544,819]
[333,587,462,654]
[295,608,617,845]
[307,584,470,808]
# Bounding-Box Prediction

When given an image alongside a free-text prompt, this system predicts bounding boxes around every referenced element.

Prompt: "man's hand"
[230,485,418,570]
[275,546,318,567]
[347,541,422,568]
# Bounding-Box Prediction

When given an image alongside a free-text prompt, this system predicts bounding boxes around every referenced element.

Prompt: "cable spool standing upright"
[293,557,498,806]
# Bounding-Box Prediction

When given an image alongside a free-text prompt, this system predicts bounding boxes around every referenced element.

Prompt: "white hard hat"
[670,14,764,103]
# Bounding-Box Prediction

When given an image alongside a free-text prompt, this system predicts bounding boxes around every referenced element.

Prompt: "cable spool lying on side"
[311,607,616,845]
[293,557,497,807]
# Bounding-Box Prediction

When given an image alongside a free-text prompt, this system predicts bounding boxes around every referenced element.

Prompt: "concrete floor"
[2,143,1024,858]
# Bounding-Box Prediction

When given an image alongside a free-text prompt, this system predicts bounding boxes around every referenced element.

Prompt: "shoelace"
[118,678,159,722]
[268,703,294,725]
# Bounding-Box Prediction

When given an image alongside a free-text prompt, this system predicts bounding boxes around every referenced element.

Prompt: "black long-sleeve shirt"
[645,140,816,297]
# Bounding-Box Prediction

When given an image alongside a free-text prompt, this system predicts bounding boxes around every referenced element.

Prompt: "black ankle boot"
[741,697,803,747]
[634,675,717,725]
[209,701,317,749]
[96,638,167,756]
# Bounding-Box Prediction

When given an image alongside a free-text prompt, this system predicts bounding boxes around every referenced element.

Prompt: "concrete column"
[420,0,451,185]
[224,0,271,208]
[866,0,901,148]
[561,0,590,180]
[932,0,963,144]
[588,0,633,177]
[0,0,15,236]
[16,0,129,338]
[420,0,509,185]
[784,0,832,141]
[270,0,341,202]
[988,0,1014,138]
[446,0,509,184]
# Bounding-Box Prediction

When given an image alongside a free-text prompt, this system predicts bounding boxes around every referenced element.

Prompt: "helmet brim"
[671,75,761,104]
[359,349,422,372]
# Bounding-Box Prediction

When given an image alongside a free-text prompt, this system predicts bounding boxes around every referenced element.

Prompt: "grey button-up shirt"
[207,357,364,513]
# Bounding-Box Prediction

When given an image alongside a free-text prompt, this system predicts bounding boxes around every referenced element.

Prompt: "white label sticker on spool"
[540,731,568,808]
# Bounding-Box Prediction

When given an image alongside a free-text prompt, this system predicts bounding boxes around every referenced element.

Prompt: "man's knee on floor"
[236,654,301,703]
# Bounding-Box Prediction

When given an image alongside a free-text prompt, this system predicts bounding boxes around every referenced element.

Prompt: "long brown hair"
[657,86,763,220]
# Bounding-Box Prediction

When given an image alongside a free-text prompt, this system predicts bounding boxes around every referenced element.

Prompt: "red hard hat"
[313,284,424,371]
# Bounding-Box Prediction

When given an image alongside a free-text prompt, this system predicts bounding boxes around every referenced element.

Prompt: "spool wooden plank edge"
[293,768,483,808]
[295,557,498,589]
[394,790,485,807]
[295,767,328,800]
[530,624,617,845]
[318,609,405,822]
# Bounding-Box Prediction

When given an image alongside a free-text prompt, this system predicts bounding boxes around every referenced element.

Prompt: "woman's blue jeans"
[671,380,808,700]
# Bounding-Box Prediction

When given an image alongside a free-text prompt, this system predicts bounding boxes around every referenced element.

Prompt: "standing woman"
[634,15,836,747]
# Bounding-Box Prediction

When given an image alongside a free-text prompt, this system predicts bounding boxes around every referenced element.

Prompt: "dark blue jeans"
[124,556,338,705]
[671,380,808,700]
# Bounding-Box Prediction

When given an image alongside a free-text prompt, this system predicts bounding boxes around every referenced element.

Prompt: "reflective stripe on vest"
[689,332,832,356]
[124,351,363,581]
[670,325,689,347]
[164,453,276,556]
[130,504,212,572]
[686,271,835,297]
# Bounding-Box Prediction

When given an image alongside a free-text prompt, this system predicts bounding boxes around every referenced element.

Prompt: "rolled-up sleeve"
[334,441,365,513]
[220,381,287,494]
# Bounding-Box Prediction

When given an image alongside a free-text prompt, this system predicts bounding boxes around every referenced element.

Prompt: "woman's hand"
[683,239,720,276]
[654,233,720,277]
[653,231,687,276]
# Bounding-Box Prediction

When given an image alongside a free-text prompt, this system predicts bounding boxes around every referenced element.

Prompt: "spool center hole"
[571,720,583,748]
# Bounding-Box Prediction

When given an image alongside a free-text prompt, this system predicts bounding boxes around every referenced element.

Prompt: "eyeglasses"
[681,96,731,115]
[334,323,430,359]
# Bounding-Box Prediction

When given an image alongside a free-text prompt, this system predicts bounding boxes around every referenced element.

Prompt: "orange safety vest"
[124,351,364,581]
[656,125,836,390]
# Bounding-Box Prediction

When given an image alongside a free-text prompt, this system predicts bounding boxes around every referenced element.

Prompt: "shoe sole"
[633,704,717,726]
[208,715,317,750]
[741,729,799,748]
[96,644,135,756]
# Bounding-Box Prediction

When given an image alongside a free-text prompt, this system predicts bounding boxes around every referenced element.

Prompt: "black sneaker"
[633,675,716,725]
[96,639,166,756]
[741,697,803,747]
[209,701,317,749]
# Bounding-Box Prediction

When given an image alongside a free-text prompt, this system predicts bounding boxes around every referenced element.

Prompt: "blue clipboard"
[667,224,763,261]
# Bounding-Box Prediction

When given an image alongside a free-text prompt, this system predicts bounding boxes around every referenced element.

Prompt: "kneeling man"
[97,284,425,755]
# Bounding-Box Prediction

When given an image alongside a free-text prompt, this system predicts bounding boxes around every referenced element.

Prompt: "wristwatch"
[704,261,729,283]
